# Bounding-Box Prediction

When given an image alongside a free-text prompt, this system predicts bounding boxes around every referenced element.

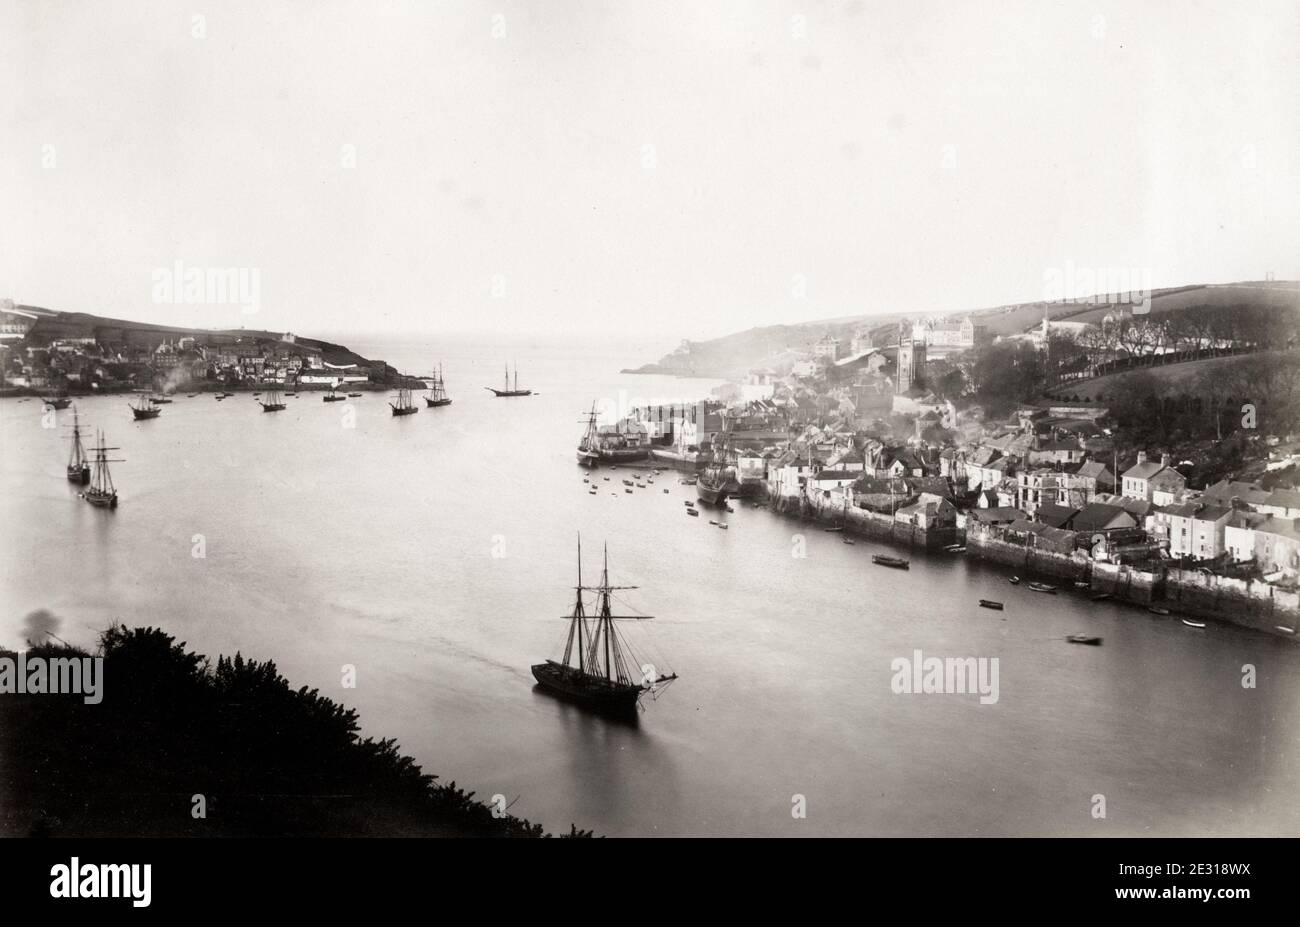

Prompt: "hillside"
[13,305,389,374]
[626,281,1300,379]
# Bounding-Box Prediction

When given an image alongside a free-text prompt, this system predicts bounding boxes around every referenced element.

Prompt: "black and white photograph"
[1,0,1297,907]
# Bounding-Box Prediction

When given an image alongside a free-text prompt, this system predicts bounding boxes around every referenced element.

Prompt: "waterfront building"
[1225,511,1267,562]
[1255,518,1300,577]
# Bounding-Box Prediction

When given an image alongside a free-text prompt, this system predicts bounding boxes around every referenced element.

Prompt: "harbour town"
[581,284,1300,641]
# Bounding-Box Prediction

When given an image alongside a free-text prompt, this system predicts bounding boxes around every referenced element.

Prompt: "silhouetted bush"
[0,626,587,837]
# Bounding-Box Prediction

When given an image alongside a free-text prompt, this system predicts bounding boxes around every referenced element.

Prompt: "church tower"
[896,325,926,394]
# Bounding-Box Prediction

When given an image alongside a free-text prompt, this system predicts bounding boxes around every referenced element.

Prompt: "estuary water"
[2,332,1298,836]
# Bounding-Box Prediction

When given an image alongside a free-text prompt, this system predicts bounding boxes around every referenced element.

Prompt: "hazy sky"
[3,1,1297,339]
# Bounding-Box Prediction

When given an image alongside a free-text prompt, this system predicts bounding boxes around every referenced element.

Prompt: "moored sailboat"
[129,393,161,420]
[66,407,91,484]
[390,386,419,416]
[486,363,531,397]
[424,364,452,407]
[83,431,122,508]
[259,388,286,412]
[576,403,648,466]
[531,538,677,713]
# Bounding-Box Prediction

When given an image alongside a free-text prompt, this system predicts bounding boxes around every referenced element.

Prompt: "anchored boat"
[531,539,677,713]
[259,388,286,412]
[424,364,452,407]
[872,554,910,570]
[129,393,161,420]
[486,363,531,397]
[576,403,647,466]
[66,407,91,484]
[83,431,122,509]
[389,387,419,416]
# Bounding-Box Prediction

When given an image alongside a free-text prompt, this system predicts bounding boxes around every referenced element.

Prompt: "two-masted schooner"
[531,539,677,712]
[424,365,452,407]
[390,386,419,416]
[83,431,122,509]
[129,393,161,420]
[485,363,531,397]
[66,407,90,484]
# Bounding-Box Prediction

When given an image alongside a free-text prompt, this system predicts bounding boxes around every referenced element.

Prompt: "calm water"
[3,334,1299,836]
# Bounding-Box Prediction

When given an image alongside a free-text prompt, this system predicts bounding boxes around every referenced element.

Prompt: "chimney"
[1161,453,1171,468]
[1137,451,1148,465]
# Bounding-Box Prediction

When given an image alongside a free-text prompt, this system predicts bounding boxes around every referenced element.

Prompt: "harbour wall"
[760,489,1298,641]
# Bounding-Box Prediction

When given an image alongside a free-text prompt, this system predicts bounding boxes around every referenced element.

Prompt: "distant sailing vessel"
[531,538,678,712]
[424,365,452,407]
[486,364,531,397]
[129,393,161,420]
[390,386,419,416]
[66,407,90,484]
[322,385,346,402]
[259,388,286,412]
[83,431,122,508]
[576,403,648,466]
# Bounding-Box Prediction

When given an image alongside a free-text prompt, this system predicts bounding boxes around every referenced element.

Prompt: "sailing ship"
[696,441,740,505]
[259,388,286,412]
[485,363,531,397]
[390,386,419,416]
[322,383,346,402]
[575,403,648,466]
[424,365,452,407]
[66,407,90,484]
[129,393,161,419]
[83,431,122,508]
[531,538,678,712]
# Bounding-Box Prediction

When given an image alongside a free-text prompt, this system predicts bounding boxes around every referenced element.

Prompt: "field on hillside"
[1045,350,1291,402]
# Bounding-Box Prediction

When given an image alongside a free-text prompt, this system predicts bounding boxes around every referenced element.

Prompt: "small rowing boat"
[1181,619,1206,629]
[979,600,1004,610]
[1066,635,1103,646]
[1027,582,1056,594]
[872,554,909,570]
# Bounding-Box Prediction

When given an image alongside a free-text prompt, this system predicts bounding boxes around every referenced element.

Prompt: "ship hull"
[260,404,285,412]
[131,408,161,420]
[530,661,643,711]
[390,405,419,416]
[84,490,117,509]
[576,450,600,466]
[425,398,452,407]
[696,482,727,505]
[67,466,90,485]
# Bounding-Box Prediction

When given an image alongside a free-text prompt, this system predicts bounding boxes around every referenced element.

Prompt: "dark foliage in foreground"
[0,626,592,837]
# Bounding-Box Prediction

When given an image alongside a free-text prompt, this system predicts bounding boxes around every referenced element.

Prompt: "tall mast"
[576,534,584,672]
[603,543,612,681]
